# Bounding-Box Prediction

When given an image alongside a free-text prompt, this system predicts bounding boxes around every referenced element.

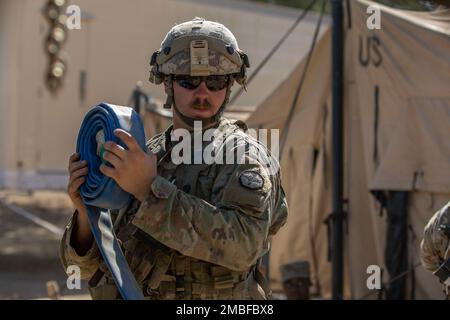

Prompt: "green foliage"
[250,0,331,14]
[248,0,440,11]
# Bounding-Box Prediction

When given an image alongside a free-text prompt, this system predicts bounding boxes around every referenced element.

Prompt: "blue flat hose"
[76,103,146,300]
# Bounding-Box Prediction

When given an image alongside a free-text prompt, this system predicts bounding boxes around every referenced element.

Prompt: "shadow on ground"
[0,191,90,300]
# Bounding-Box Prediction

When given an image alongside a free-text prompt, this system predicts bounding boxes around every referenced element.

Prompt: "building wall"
[0,0,328,189]
[0,0,23,188]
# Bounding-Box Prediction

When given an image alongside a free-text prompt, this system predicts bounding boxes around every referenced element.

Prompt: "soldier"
[420,201,450,298]
[60,17,288,300]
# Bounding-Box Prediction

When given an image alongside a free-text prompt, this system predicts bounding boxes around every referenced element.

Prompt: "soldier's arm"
[59,210,102,280]
[421,202,450,272]
[131,159,281,272]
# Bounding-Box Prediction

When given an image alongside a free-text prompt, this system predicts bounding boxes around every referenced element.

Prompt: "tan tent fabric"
[358,0,450,36]
[247,29,336,297]
[371,97,450,193]
[247,0,450,299]
[346,0,450,299]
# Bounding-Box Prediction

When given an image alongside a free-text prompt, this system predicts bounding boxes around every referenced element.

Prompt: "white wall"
[0,0,329,189]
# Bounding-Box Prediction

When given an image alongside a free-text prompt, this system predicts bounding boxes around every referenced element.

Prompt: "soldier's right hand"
[67,152,88,213]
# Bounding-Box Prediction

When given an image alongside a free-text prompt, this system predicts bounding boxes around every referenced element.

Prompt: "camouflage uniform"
[420,201,450,297]
[60,117,288,299]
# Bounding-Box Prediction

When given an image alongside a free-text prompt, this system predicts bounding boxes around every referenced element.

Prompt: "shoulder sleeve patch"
[239,170,264,190]
[219,166,272,216]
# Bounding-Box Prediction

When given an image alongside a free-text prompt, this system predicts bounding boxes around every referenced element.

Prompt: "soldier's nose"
[194,81,209,97]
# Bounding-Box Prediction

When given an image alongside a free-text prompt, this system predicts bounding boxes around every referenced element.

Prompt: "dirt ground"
[0,190,90,300]
[0,190,289,300]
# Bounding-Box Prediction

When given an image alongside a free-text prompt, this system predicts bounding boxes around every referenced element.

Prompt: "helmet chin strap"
[165,78,234,130]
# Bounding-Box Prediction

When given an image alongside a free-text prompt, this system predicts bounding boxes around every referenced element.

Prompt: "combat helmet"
[149,17,250,126]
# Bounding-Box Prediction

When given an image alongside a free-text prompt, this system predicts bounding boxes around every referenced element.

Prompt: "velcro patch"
[239,170,264,190]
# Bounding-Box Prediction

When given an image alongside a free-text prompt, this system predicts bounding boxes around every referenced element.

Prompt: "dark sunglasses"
[173,75,230,92]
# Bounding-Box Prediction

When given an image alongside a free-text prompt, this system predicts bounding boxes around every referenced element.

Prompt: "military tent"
[247,0,450,299]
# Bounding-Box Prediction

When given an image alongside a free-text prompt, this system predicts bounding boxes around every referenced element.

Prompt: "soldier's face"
[171,80,226,120]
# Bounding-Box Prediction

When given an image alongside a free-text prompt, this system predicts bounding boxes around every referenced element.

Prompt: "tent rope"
[229,0,319,105]
[280,0,327,156]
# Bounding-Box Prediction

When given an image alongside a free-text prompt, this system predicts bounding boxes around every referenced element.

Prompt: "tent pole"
[331,0,344,300]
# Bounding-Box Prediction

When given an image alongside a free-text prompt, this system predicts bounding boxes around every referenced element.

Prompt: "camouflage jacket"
[421,201,450,297]
[60,117,288,299]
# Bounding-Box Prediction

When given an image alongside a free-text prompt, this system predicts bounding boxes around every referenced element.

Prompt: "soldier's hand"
[67,153,88,213]
[99,129,157,202]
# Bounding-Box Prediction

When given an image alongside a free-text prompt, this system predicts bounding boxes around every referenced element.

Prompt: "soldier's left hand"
[100,128,157,202]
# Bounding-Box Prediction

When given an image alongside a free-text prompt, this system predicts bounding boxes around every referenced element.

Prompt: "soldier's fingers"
[69,176,86,193]
[103,141,126,160]
[99,163,116,179]
[68,153,81,171]
[69,166,89,183]
[69,153,80,162]
[69,160,87,174]
[102,151,122,168]
[114,129,139,152]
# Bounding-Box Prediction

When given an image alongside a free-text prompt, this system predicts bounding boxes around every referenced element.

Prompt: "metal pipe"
[331,0,344,300]
[0,197,64,237]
